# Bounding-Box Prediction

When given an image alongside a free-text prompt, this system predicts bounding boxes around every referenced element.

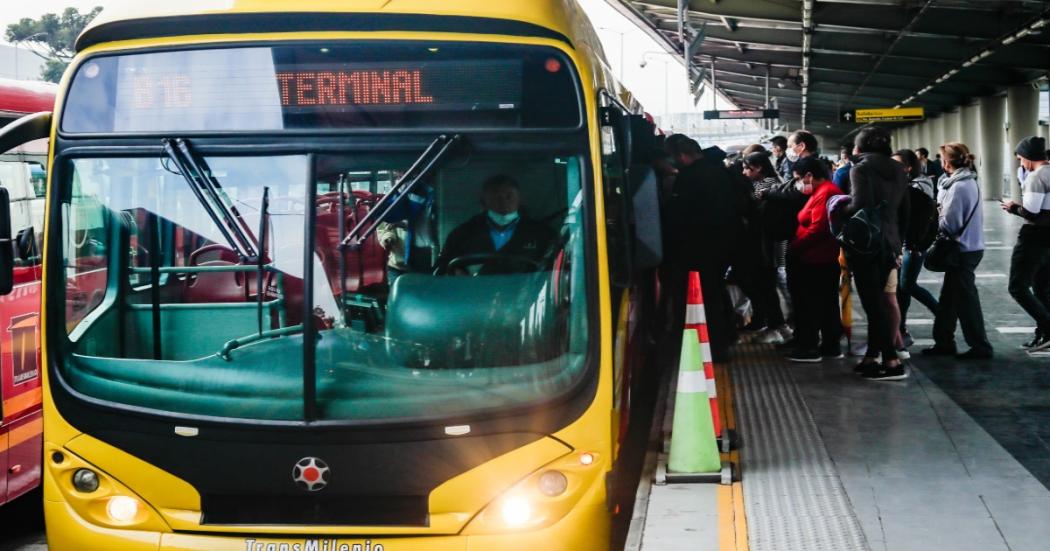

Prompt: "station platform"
[630,203,1050,551]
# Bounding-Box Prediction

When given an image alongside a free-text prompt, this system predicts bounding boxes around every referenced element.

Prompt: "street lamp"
[640,51,675,121]
[598,27,631,80]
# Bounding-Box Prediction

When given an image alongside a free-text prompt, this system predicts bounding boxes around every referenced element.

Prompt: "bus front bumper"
[45,499,610,551]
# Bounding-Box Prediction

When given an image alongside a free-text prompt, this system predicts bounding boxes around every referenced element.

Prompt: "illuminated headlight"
[500,496,533,527]
[72,469,99,493]
[537,470,568,497]
[106,496,141,523]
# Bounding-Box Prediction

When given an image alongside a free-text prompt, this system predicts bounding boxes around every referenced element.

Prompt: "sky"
[0,0,733,119]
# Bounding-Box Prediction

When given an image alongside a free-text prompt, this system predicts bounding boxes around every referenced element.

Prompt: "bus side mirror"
[0,187,14,296]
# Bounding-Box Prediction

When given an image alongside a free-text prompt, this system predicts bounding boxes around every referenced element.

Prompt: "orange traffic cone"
[684,271,722,441]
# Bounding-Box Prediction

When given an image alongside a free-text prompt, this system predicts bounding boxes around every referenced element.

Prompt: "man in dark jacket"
[664,136,746,362]
[438,175,554,275]
[844,126,911,381]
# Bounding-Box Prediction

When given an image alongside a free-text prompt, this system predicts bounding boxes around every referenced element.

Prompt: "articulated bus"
[0,77,56,508]
[0,1,664,549]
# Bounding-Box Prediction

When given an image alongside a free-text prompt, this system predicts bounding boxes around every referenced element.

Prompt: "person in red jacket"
[786,157,846,362]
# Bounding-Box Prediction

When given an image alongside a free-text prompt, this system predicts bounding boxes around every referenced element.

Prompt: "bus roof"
[0,78,57,117]
[77,0,592,52]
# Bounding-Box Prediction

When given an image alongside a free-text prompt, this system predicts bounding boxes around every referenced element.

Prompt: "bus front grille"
[201,494,429,526]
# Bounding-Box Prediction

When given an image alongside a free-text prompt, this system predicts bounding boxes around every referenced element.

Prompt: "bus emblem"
[292,457,330,492]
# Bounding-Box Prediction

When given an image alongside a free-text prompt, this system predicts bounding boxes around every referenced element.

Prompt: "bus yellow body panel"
[40,1,629,548]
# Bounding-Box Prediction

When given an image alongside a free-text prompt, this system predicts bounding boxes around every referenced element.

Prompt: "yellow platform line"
[714,363,748,551]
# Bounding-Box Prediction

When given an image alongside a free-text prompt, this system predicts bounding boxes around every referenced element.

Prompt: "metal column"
[1008,84,1040,201]
[978,94,1006,200]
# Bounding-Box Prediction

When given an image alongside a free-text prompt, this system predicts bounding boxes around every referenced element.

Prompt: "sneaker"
[1021,330,1044,350]
[896,348,911,360]
[921,345,957,357]
[786,348,822,363]
[776,324,794,341]
[755,328,786,344]
[821,344,844,360]
[957,348,994,360]
[861,363,909,381]
[902,331,915,348]
[853,359,878,373]
[1027,334,1050,352]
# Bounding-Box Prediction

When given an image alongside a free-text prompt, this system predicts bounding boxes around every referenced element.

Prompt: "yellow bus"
[0,1,665,549]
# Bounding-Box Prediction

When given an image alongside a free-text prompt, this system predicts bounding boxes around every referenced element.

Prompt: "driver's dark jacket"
[437,213,555,274]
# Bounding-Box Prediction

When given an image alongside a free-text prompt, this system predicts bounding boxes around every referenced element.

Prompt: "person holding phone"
[1003,136,1050,352]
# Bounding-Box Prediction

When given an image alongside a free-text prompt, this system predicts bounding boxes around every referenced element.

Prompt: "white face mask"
[794,180,814,195]
[488,210,520,227]
[786,148,801,163]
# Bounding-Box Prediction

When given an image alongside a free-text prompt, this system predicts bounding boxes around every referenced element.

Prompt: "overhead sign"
[703,109,779,120]
[840,107,925,123]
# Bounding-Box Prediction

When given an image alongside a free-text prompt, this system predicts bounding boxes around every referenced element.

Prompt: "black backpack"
[908,186,939,251]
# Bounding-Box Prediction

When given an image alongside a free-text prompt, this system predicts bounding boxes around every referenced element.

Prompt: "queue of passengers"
[660,125,1050,381]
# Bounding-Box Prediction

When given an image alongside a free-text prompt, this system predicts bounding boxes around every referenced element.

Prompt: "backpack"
[908,185,939,251]
[837,201,885,257]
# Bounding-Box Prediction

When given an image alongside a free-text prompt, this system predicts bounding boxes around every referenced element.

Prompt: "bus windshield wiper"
[162,138,259,262]
[340,134,461,249]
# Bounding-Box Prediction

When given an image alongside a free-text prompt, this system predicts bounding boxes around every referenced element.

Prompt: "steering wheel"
[188,244,239,266]
[435,253,543,276]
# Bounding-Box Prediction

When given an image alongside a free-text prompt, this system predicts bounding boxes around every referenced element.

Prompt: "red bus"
[0,77,57,506]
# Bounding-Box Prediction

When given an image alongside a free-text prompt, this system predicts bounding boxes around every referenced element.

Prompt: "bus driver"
[437,174,554,274]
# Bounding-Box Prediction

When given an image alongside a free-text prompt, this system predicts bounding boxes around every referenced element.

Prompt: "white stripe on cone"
[677,370,707,394]
[686,304,706,325]
[706,378,718,397]
[700,342,713,364]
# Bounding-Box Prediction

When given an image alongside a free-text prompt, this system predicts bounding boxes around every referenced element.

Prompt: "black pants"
[1008,230,1050,333]
[787,257,842,351]
[933,250,992,353]
[850,253,898,361]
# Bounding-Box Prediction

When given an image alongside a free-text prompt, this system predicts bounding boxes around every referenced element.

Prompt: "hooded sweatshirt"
[846,152,910,254]
[938,167,984,253]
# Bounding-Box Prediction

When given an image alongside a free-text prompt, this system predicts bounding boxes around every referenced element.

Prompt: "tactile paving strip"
[730,344,870,551]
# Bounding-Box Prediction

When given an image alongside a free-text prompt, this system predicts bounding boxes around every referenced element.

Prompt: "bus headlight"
[538,470,568,497]
[106,496,141,523]
[462,452,603,535]
[500,496,533,527]
[72,468,100,493]
[46,445,170,532]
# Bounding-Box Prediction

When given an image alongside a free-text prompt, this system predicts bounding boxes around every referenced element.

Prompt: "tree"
[5,7,103,83]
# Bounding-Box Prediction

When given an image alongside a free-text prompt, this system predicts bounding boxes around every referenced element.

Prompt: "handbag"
[924,186,980,272]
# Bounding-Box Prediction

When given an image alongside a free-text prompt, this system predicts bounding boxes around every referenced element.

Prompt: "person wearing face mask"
[437,174,554,275]
[783,157,846,362]
[779,130,819,183]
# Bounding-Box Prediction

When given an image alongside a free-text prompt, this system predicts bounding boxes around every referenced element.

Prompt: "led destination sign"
[62,44,579,133]
[276,69,435,107]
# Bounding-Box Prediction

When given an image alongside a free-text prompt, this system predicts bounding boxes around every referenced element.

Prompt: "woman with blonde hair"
[922,142,994,359]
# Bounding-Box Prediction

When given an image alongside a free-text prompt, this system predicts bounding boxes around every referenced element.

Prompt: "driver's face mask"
[488,210,520,227]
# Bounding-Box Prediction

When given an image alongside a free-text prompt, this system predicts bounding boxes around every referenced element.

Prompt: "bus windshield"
[59,145,590,423]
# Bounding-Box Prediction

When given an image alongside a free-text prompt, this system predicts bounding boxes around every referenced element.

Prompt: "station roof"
[607,0,1050,142]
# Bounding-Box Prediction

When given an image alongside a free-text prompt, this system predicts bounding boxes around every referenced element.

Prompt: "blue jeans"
[898,248,938,332]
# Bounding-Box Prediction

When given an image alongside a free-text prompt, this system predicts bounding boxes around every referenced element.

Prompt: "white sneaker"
[755,328,786,344]
[896,348,911,360]
[776,325,794,341]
